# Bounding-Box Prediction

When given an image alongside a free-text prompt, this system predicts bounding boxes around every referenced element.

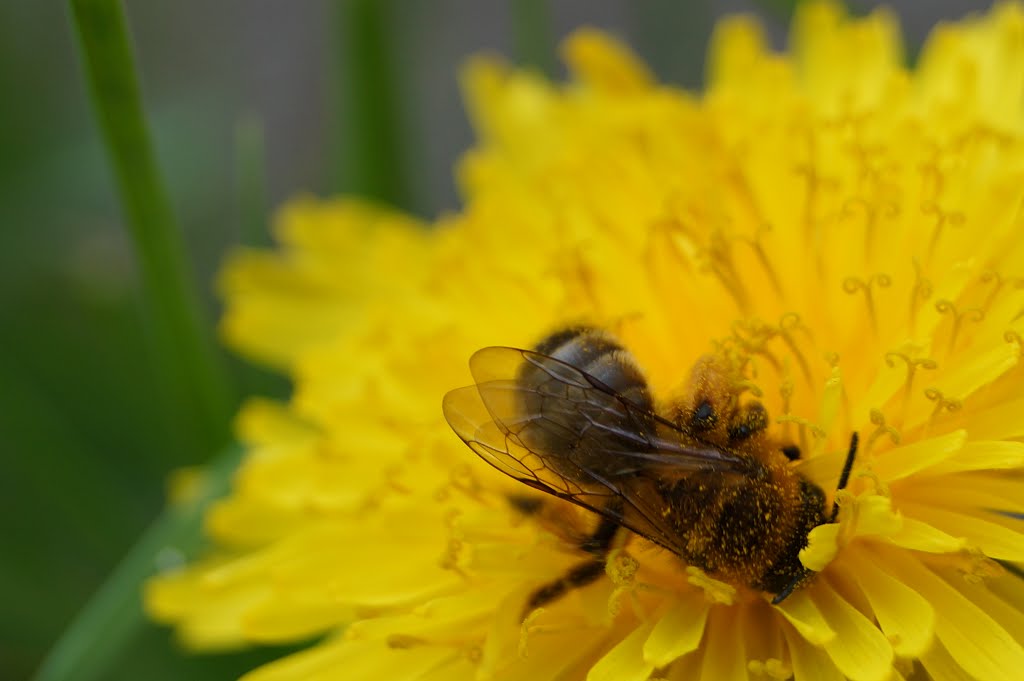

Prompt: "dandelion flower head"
[148,3,1024,680]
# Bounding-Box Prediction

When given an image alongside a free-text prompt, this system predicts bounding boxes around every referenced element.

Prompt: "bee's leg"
[770,573,807,605]
[829,432,859,522]
[772,432,861,605]
[524,515,621,614]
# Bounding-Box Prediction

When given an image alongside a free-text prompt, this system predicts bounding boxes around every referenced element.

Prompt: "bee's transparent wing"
[442,346,752,555]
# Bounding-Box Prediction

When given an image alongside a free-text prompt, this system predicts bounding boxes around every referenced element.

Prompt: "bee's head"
[668,354,770,449]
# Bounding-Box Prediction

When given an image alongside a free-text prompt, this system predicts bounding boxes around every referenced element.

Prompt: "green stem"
[69,0,234,447]
[33,445,244,681]
[511,0,556,76]
[333,0,412,210]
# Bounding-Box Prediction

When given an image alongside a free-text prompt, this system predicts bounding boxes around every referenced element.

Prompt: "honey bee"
[442,326,858,609]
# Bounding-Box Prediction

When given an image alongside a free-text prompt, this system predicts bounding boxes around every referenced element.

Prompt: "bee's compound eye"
[690,399,718,431]
[727,401,768,441]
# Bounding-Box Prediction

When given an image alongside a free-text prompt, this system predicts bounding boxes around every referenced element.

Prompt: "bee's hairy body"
[442,325,856,610]
[527,327,827,596]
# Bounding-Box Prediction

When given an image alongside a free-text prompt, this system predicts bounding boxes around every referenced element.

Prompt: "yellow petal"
[871,430,966,482]
[960,397,1024,440]
[899,502,1024,561]
[707,16,770,90]
[842,549,935,657]
[885,515,966,553]
[773,588,836,646]
[812,578,894,681]
[643,595,710,667]
[918,638,975,681]
[698,607,748,681]
[562,29,653,93]
[884,547,1024,681]
[922,440,1024,475]
[782,624,844,681]
[241,638,455,681]
[895,474,1024,515]
[586,621,655,681]
[800,522,840,571]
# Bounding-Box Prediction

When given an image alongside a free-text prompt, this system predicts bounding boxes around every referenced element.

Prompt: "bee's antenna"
[829,432,859,523]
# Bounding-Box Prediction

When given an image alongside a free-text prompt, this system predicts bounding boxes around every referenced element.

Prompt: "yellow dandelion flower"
[147,3,1024,680]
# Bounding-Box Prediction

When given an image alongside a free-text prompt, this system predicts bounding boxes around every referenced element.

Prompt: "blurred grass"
[0,0,261,678]
[332,0,412,210]
[70,0,236,449]
[34,445,245,681]
[512,0,556,76]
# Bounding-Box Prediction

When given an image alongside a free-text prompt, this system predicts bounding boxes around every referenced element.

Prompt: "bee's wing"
[442,346,752,555]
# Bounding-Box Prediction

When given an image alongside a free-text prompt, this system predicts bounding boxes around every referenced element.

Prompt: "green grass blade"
[511,0,556,76]
[332,0,412,210]
[69,0,235,447]
[33,445,244,681]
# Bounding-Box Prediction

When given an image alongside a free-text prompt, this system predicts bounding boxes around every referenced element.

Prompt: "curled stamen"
[776,414,826,456]
[924,388,963,420]
[778,378,795,442]
[518,609,545,658]
[518,609,595,659]
[730,319,783,374]
[734,379,764,399]
[551,245,601,313]
[856,469,892,499]
[438,538,470,578]
[960,550,1006,583]
[909,258,934,332]
[918,158,945,201]
[934,299,985,355]
[734,219,784,296]
[843,273,892,333]
[884,351,938,426]
[922,201,966,260]
[776,313,814,386]
[979,269,1007,313]
[706,230,752,315]
[447,463,486,502]
[840,197,899,258]
[864,408,901,456]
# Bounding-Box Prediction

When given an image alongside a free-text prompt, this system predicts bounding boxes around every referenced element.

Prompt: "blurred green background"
[0,1,989,679]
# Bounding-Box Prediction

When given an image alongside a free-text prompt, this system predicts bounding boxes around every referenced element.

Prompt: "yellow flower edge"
[147,3,1024,680]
